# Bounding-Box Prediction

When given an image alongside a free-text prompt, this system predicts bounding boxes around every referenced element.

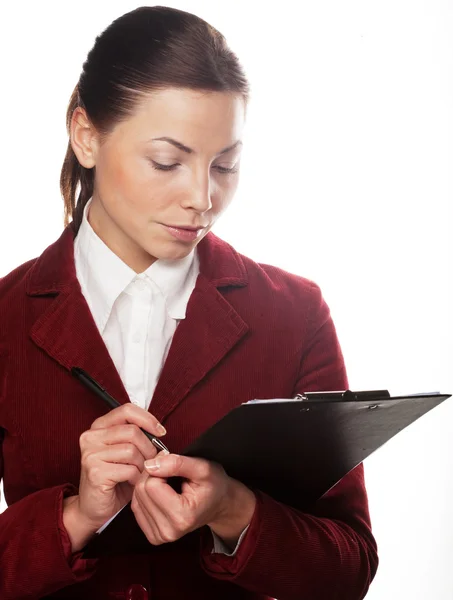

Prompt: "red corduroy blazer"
[0,225,378,600]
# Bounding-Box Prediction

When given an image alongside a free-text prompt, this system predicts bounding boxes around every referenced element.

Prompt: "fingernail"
[156,423,167,436]
[145,459,160,470]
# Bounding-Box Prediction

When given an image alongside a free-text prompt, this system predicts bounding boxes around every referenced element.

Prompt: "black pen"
[71,366,170,454]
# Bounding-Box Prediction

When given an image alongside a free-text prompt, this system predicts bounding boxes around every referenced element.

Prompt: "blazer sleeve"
[0,433,98,599]
[200,283,379,600]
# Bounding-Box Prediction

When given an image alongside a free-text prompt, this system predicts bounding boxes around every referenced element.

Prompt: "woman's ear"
[70,107,98,169]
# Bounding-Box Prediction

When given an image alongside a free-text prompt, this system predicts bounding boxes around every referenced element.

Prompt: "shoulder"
[204,234,332,335]
[234,247,326,315]
[204,232,324,309]
[244,252,321,296]
[0,257,38,301]
[0,256,39,345]
[0,226,75,310]
[208,239,335,356]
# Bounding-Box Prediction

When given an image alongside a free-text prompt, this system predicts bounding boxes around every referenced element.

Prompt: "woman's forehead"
[112,88,246,149]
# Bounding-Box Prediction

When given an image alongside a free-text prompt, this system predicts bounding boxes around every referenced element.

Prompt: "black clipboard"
[82,390,451,557]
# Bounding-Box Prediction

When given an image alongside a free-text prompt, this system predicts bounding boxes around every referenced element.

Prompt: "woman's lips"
[161,224,205,242]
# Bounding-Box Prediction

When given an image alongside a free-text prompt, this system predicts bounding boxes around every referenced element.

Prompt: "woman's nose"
[181,171,213,213]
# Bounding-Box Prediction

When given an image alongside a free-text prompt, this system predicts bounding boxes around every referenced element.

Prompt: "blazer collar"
[26,225,249,296]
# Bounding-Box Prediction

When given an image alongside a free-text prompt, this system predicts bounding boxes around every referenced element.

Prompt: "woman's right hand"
[63,404,167,551]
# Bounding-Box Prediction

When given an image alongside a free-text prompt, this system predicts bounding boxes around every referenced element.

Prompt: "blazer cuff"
[200,491,262,575]
[210,525,250,555]
[0,483,98,599]
[57,484,99,579]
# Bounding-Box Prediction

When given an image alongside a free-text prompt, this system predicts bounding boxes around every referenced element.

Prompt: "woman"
[0,6,378,600]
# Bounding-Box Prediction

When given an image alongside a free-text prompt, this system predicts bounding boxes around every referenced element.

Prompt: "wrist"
[208,480,256,548]
[62,495,99,553]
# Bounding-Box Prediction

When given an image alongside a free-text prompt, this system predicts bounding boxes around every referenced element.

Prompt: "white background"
[0,1,452,598]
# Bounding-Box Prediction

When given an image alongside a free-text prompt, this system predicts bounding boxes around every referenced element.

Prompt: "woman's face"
[72,88,245,272]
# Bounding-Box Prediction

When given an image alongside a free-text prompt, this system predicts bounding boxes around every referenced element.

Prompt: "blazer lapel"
[26,226,130,405]
[150,273,249,423]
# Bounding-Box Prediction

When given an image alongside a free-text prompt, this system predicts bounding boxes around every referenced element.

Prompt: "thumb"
[144,453,207,480]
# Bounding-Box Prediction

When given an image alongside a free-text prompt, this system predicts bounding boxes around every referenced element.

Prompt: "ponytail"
[60,85,94,231]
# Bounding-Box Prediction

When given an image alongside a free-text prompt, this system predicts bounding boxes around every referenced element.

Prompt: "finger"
[84,461,142,488]
[144,453,214,482]
[135,468,179,512]
[134,482,180,543]
[136,476,169,516]
[89,443,149,474]
[131,490,161,545]
[90,403,167,438]
[84,424,159,462]
[134,471,170,521]
[136,467,171,499]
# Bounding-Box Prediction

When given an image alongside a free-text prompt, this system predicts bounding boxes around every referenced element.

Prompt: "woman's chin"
[143,239,198,262]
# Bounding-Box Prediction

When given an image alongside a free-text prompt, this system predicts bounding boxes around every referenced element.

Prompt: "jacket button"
[125,584,148,600]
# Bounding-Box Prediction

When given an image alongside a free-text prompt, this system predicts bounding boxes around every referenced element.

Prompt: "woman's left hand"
[131,453,257,549]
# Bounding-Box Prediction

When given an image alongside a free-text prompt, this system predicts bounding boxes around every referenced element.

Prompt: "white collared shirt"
[74,199,199,410]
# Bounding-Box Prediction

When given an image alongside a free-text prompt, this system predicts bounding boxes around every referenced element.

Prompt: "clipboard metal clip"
[294,390,391,402]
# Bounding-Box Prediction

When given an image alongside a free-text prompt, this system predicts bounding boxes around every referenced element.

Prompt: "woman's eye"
[150,160,180,171]
[150,160,239,174]
[213,164,239,174]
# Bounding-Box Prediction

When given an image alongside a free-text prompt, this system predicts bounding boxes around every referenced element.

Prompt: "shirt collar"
[74,199,198,333]
[142,250,198,320]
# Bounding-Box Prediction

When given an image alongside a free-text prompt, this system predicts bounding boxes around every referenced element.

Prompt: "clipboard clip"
[294,390,391,402]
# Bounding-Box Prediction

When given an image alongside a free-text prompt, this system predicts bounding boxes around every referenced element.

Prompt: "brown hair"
[60,6,250,231]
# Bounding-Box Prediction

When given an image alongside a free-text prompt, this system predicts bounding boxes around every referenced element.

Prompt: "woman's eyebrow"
[151,137,242,156]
